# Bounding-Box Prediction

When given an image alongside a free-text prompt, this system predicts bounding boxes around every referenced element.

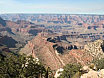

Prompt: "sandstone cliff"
[20,33,65,70]
[20,33,97,70]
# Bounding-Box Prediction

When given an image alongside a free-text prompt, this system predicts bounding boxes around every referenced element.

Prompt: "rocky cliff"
[81,66,104,78]
[0,35,17,48]
[20,33,98,70]
[84,40,104,59]
[0,17,54,50]
[0,17,6,26]
[20,33,65,70]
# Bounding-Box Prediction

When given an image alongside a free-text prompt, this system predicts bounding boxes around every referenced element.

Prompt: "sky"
[0,0,104,14]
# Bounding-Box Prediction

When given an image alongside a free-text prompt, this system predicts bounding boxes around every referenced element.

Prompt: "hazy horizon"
[0,13,104,15]
[0,0,104,14]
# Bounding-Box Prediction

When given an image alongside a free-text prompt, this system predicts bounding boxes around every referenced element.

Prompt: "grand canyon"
[0,14,104,78]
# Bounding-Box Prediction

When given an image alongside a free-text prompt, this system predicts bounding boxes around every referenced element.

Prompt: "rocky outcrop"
[81,69,104,78]
[20,33,94,70]
[60,49,93,66]
[0,34,17,48]
[20,32,104,70]
[0,35,11,52]
[84,40,104,59]
[20,33,65,70]
[0,17,6,26]
[54,68,63,78]
[81,66,104,78]
[0,17,53,49]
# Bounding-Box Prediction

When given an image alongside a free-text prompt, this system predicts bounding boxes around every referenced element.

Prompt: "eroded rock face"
[1,14,104,29]
[84,40,104,59]
[6,20,45,35]
[47,35,78,53]
[20,33,93,70]
[0,17,54,50]
[0,17,6,26]
[80,65,104,78]
[0,35,12,52]
[0,35,17,48]
[20,33,65,70]
[81,69,104,78]
[20,33,104,70]
[60,49,93,66]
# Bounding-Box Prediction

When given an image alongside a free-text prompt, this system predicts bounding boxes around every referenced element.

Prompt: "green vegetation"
[2,50,104,78]
[58,64,82,78]
[0,52,53,78]
[93,58,104,70]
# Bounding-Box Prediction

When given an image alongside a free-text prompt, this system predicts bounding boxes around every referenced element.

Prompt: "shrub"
[58,64,82,78]
[93,58,104,70]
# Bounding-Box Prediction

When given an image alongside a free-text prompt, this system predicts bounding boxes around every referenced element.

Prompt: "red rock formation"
[69,50,93,65]
[20,33,94,70]
[20,33,66,70]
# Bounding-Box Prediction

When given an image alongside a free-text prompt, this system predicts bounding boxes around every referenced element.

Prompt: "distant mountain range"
[0,17,52,52]
[1,14,104,28]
